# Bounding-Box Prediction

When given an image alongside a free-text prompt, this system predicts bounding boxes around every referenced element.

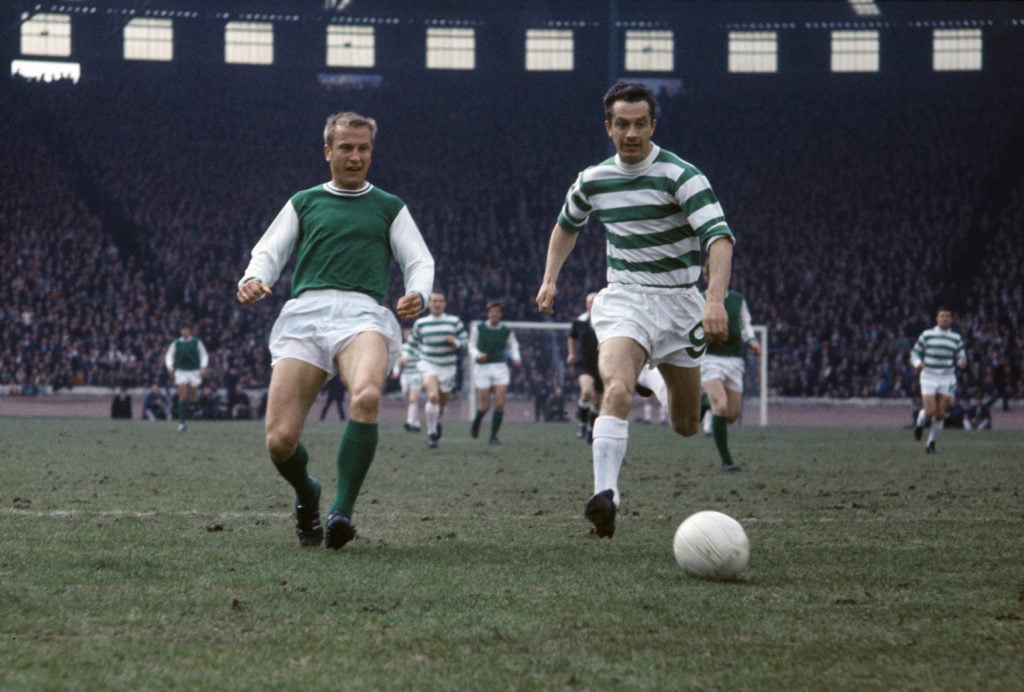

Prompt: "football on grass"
[673,511,749,581]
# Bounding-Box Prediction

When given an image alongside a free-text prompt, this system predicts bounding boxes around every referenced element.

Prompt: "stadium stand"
[1,18,1021,409]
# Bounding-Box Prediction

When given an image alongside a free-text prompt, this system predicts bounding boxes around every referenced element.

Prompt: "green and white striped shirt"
[558,144,734,288]
[911,327,966,376]
[409,313,468,367]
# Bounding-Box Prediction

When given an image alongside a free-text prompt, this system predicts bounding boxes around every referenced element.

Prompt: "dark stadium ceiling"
[15,1,1010,25]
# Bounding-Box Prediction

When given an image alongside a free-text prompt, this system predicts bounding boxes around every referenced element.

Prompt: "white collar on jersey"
[323,181,373,196]
[615,143,660,173]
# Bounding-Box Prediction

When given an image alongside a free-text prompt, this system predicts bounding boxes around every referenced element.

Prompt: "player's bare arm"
[702,239,734,344]
[536,224,578,314]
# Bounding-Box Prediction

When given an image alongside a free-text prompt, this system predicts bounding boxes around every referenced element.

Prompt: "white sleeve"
[507,331,521,363]
[389,205,435,308]
[469,322,481,360]
[198,340,209,369]
[238,200,300,289]
[164,343,175,371]
[740,299,756,343]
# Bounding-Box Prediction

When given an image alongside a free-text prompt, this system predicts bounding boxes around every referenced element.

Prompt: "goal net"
[462,321,769,426]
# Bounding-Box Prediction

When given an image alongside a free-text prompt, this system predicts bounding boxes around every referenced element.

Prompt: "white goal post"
[463,321,768,427]
[752,324,769,427]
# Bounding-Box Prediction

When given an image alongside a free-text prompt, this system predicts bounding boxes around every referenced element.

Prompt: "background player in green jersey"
[164,324,209,432]
[911,307,968,454]
[536,82,735,539]
[469,300,522,445]
[699,263,761,471]
[236,111,434,549]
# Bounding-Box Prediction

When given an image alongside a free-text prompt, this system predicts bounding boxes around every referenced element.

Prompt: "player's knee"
[349,384,382,418]
[266,428,300,460]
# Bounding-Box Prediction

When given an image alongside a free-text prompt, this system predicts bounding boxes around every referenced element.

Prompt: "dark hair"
[486,300,502,312]
[603,81,657,121]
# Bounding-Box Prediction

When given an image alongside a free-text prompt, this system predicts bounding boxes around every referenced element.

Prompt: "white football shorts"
[700,354,746,393]
[919,370,957,398]
[417,360,457,393]
[173,370,202,388]
[474,362,511,389]
[400,370,423,394]
[591,283,706,368]
[268,289,401,375]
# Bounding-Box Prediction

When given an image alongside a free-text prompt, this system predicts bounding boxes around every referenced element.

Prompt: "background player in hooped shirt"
[409,291,468,449]
[911,306,968,454]
[536,81,735,539]
[391,327,425,433]
[236,111,435,550]
[469,300,522,445]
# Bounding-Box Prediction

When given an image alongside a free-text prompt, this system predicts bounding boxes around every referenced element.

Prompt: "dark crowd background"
[1,68,1021,413]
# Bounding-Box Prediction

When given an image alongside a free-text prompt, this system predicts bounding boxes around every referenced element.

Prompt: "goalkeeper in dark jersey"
[236,112,434,550]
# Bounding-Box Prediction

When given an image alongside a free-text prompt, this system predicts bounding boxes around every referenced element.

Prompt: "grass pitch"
[1,417,1021,690]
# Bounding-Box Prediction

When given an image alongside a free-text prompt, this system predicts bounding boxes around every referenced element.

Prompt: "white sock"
[643,402,653,421]
[592,416,629,507]
[916,409,927,427]
[406,402,419,426]
[425,402,440,435]
[703,409,713,434]
[927,418,943,445]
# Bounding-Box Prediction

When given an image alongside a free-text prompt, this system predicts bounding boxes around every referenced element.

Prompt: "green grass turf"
[1,418,1021,689]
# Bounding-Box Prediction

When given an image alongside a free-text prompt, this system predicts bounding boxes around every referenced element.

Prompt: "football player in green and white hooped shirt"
[408,291,468,449]
[537,81,735,539]
[911,306,967,454]
[391,327,425,433]
[164,324,209,432]
[469,301,522,445]
[236,111,434,550]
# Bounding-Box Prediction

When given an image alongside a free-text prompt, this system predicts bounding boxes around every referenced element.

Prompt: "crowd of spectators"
[1,70,1021,409]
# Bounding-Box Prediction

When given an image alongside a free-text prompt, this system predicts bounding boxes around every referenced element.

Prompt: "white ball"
[673,510,750,581]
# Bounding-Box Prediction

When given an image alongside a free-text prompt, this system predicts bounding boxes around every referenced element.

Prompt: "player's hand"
[535,284,556,315]
[702,302,728,345]
[747,339,762,356]
[477,354,488,363]
[395,293,423,320]
[237,279,272,305]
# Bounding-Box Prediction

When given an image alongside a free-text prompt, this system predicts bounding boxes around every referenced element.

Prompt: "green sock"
[712,415,733,465]
[473,410,486,427]
[490,410,504,438]
[330,420,378,519]
[178,400,187,423]
[271,442,316,507]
